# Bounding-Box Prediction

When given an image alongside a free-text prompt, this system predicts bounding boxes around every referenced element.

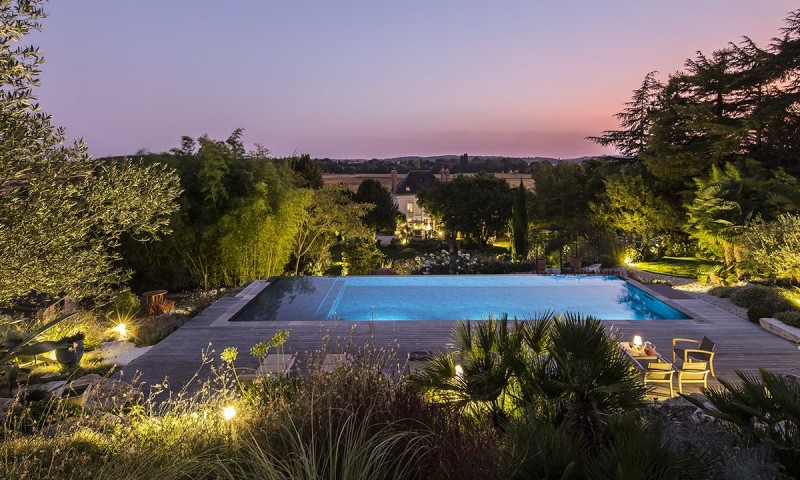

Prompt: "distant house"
[392,169,448,238]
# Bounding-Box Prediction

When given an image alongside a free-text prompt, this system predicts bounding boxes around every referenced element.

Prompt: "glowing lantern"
[223,406,236,421]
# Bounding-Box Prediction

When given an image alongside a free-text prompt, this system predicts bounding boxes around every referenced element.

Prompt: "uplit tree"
[686,161,800,264]
[0,1,181,306]
[418,173,513,246]
[292,185,372,275]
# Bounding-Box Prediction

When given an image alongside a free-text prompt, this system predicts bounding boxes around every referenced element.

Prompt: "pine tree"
[587,71,663,158]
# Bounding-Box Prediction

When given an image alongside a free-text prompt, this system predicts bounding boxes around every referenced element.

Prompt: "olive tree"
[0,1,181,306]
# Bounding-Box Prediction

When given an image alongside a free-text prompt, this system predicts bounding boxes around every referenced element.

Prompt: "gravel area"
[95,341,153,366]
[628,268,748,321]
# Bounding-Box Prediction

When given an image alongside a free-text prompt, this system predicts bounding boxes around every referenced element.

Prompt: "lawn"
[633,256,719,278]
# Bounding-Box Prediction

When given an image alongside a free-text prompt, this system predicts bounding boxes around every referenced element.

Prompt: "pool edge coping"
[207,275,706,328]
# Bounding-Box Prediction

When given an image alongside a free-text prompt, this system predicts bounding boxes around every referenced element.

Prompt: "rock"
[661,395,697,416]
[24,380,67,398]
[67,374,104,395]
[80,378,141,412]
[691,408,716,424]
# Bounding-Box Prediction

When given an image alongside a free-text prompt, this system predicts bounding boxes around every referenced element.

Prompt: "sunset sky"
[34,1,797,159]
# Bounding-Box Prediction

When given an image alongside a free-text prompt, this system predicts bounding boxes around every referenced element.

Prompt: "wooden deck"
[126,281,800,396]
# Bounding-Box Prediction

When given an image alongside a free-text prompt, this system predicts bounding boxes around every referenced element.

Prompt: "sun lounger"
[584,263,602,273]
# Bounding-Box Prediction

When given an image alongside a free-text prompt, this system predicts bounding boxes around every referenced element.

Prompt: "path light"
[632,335,643,350]
[113,323,127,340]
[624,257,633,265]
[223,406,236,421]
[455,364,464,377]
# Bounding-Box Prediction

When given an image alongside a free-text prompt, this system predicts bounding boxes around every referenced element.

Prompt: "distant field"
[323,173,534,191]
[634,257,719,278]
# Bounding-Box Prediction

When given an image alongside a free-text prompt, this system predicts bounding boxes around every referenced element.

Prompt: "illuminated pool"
[231,275,690,322]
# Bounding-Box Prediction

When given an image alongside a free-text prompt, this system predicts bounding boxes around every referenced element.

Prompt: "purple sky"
[34,1,796,159]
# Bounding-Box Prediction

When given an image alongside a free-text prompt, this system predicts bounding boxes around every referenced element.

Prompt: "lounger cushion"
[699,336,715,352]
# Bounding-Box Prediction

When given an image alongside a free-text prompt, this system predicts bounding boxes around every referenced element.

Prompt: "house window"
[407,203,414,214]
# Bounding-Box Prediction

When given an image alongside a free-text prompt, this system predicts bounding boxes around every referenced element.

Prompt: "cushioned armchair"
[677,361,710,394]
[673,336,716,377]
[644,362,675,397]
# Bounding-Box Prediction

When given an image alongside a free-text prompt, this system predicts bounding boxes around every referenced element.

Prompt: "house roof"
[394,170,437,195]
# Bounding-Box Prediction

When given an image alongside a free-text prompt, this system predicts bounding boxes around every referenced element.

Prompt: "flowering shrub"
[394,250,534,275]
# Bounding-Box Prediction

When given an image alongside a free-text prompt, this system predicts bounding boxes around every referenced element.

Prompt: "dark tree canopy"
[289,154,324,189]
[418,173,513,246]
[353,179,399,233]
[588,71,663,158]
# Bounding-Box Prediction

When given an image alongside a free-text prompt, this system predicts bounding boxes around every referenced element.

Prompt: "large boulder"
[67,374,104,395]
[80,378,141,412]
[661,395,697,416]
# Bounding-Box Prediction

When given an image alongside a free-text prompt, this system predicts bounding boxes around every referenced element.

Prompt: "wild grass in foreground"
[0,316,793,479]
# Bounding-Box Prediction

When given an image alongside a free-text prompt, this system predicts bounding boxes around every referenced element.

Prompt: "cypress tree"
[512,180,528,259]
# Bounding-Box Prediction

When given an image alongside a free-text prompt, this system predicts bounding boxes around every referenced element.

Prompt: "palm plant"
[585,415,703,480]
[685,368,800,476]
[545,314,647,448]
[412,317,513,425]
[413,312,647,443]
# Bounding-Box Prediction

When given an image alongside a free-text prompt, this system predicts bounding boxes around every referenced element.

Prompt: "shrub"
[105,292,141,321]
[747,306,771,323]
[133,314,186,347]
[775,310,800,328]
[145,298,175,317]
[741,214,800,284]
[708,286,736,298]
[697,264,737,285]
[687,368,800,477]
[729,286,794,315]
[341,236,385,275]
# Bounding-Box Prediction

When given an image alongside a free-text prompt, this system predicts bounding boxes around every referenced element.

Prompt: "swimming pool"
[231,275,690,322]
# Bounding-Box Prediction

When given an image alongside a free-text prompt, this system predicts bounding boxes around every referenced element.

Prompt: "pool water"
[231,275,690,322]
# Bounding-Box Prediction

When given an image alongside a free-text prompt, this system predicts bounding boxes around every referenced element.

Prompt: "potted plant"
[54,332,85,367]
[536,258,547,273]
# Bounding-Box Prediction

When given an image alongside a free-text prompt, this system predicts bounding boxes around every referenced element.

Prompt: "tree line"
[317,154,532,175]
[114,135,400,291]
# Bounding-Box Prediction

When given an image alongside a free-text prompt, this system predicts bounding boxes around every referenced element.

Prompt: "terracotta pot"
[536,259,547,273]
[570,256,581,271]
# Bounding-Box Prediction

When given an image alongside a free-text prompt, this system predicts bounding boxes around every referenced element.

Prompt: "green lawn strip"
[634,257,719,278]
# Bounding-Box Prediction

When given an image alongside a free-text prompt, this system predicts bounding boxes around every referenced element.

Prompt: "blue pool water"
[232,275,690,322]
